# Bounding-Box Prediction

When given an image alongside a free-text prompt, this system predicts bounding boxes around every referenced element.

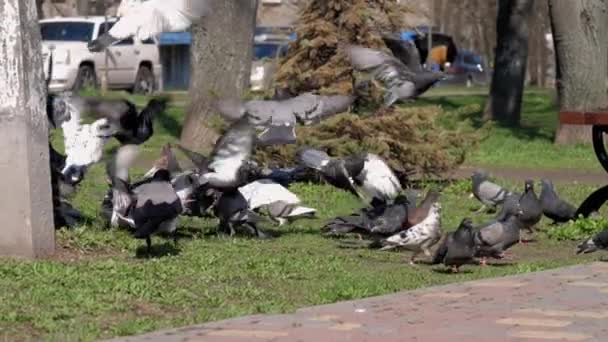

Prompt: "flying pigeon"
[380,202,443,265]
[322,195,410,236]
[238,179,316,225]
[577,229,608,254]
[76,96,168,145]
[540,179,577,224]
[215,93,355,142]
[382,34,423,73]
[474,206,525,265]
[143,143,183,179]
[432,218,477,273]
[345,45,445,106]
[107,145,183,255]
[198,115,257,190]
[471,170,513,213]
[51,95,115,185]
[296,147,402,206]
[405,190,440,229]
[88,0,210,52]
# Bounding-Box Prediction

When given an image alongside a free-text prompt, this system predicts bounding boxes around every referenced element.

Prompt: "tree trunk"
[483,0,533,125]
[180,0,258,151]
[549,0,608,145]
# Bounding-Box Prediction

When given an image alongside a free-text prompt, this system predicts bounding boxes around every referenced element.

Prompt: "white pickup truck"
[40,16,162,94]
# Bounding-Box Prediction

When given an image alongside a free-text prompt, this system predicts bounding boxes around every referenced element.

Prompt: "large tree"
[180,0,258,150]
[483,0,533,124]
[549,0,608,144]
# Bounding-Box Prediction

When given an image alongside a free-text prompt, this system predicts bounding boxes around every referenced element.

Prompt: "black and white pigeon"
[474,206,525,265]
[380,202,443,265]
[432,218,477,273]
[471,170,513,213]
[75,96,168,145]
[88,0,210,52]
[107,145,183,255]
[345,45,445,106]
[540,179,576,224]
[216,93,355,143]
[238,179,316,225]
[577,229,608,255]
[322,194,410,236]
[296,147,402,206]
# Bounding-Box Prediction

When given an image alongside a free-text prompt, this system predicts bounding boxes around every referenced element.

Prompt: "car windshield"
[40,22,95,42]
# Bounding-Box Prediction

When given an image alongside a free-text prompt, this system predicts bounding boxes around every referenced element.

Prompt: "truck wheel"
[73,65,98,92]
[133,65,155,95]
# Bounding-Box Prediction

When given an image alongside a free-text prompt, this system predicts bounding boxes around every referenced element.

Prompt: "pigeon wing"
[382,35,423,72]
[296,147,332,171]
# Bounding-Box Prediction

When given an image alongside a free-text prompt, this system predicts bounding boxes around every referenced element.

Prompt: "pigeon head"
[459,218,474,230]
[471,170,488,182]
[393,195,410,206]
[524,179,535,193]
[577,237,597,254]
[540,179,553,190]
[150,169,172,182]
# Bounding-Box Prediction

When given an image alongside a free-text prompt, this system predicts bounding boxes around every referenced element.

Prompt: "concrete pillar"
[0,0,55,258]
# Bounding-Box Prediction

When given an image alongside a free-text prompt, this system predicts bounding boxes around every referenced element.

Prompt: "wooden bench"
[559,110,608,218]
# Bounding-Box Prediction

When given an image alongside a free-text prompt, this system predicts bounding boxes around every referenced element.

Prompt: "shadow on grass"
[415,94,558,143]
[432,268,475,274]
[135,242,181,259]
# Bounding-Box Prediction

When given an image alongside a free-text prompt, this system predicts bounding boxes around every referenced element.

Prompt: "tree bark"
[549,0,608,144]
[180,0,258,151]
[483,0,533,125]
[0,0,55,257]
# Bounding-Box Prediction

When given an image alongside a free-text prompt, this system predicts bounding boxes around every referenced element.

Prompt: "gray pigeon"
[216,93,354,142]
[107,145,183,255]
[296,147,402,206]
[471,171,513,213]
[519,180,543,234]
[382,35,423,73]
[213,189,270,239]
[474,207,525,265]
[432,218,477,273]
[540,179,576,224]
[577,229,608,254]
[345,45,445,106]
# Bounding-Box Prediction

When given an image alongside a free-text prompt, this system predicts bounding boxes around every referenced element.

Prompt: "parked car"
[40,16,162,94]
[445,50,489,86]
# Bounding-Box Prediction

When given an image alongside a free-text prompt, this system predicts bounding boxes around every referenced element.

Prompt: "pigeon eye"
[400,232,407,238]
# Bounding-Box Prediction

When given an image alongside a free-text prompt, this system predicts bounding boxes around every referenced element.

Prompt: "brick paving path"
[107,262,608,342]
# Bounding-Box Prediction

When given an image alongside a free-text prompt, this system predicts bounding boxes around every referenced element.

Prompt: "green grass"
[421,87,601,171]
[2,87,607,341]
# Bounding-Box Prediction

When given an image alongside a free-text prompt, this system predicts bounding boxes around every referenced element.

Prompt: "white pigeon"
[56,96,115,184]
[381,202,443,265]
[238,179,316,225]
[88,0,210,52]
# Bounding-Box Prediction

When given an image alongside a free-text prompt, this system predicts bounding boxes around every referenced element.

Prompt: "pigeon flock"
[42,0,608,266]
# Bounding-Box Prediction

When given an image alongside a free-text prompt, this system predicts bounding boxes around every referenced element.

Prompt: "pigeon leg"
[357,233,363,241]
[409,252,420,265]
[479,257,488,266]
[173,231,179,249]
[422,247,432,258]
[146,236,152,256]
[474,204,487,214]
[451,265,459,273]
[227,222,237,237]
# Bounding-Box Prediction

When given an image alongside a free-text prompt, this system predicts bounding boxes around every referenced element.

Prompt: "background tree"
[275,0,408,97]
[180,0,258,150]
[483,0,533,124]
[549,0,608,144]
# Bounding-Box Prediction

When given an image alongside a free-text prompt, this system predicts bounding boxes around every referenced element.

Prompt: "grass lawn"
[1,88,606,341]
